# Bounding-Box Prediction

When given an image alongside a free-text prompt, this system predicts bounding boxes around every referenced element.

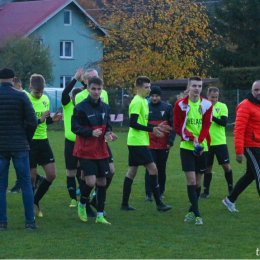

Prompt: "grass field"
[1,131,259,259]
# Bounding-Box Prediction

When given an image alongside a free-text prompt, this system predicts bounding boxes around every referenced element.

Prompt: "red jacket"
[174,95,212,147]
[234,93,260,154]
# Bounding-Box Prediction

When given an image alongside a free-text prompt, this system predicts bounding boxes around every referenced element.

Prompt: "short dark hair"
[207,86,219,94]
[188,76,202,87]
[72,87,82,97]
[88,77,103,87]
[135,76,151,87]
[30,74,45,89]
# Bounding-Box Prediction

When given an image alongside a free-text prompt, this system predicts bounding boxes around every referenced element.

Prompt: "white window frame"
[64,10,72,26]
[60,76,74,88]
[60,41,73,59]
[34,39,43,45]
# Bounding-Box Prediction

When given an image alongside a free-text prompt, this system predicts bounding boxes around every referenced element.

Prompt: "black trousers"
[229,147,260,202]
[145,149,170,195]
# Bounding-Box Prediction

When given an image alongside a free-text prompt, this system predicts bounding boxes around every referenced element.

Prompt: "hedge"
[218,67,260,90]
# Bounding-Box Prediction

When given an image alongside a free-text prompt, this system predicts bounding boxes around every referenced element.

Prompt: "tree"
[0,36,54,89]
[92,0,214,88]
[209,0,260,74]
[77,0,101,21]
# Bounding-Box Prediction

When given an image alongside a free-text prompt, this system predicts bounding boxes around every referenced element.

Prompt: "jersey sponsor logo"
[101,113,105,119]
[160,111,165,116]
[36,111,44,119]
[215,108,220,113]
[88,114,95,118]
[187,118,202,125]
[42,101,47,107]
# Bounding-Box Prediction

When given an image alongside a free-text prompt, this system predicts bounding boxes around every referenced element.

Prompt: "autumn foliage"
[94,0,214,87]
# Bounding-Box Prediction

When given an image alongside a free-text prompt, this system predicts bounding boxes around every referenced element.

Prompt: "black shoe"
[157,202,172,212]
[145,195,153,202]
[25,221,39,230]
[0,223,7,231]
[199,193,209,199]
[86,204,97,220]
[120,205,136,211]
[8,180,21,193]
[35,174,44,190]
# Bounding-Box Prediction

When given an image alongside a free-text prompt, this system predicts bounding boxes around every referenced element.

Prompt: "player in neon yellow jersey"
[174,77,213,226]
[9,77,44,193]
[28,74,63,218]
[121,76,172,212]
[62,69,83,209]
[200,87,233,199]
[75,68,108,105]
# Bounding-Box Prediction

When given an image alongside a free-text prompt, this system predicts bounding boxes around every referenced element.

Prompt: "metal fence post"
[122,88,124,108]
[237,89,239,106]
[55,90,57,111]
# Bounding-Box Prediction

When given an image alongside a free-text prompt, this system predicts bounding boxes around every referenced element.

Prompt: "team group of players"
[10,70,234,226]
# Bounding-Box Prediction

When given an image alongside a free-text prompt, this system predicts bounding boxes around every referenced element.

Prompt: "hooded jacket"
[234,92,260,154]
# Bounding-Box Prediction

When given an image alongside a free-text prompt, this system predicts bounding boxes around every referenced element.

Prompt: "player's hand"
[236,154,244,164]
[40,110,50,123]
[104,132,117,142]
[153,127,164,138]
[158,121,172,133]
[193,137,199,148]
[52,111,63,122]
[92,128,102,137]
[74,68,84,81]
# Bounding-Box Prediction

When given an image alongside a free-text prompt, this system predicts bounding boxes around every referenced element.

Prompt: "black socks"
[122,177,133,206]
[187,185,201,217]
[67,176,77,200]
[203,173,212,194]
[149,175,161,206]
[34,178,52,205]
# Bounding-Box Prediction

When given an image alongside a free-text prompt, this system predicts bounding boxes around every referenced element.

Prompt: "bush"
[219,67,260,90]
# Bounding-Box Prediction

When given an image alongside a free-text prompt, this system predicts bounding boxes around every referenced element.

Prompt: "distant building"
[0,0,106,88]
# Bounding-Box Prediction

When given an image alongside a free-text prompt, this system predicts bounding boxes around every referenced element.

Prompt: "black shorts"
[207,144,230,166]
[106,143,113,164]
[128,146,154,166]
[64,138,80,170]
[180,148,208,174]
[80,158,109,178]
[29,139,55,168]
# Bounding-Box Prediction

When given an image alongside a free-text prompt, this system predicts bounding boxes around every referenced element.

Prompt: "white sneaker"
[222,197,239,212]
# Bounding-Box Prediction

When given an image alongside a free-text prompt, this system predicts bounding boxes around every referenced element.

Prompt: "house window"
[64,10,72,25]
[34,39,43,46]
[60,76,73,88]
[60,41,73,58]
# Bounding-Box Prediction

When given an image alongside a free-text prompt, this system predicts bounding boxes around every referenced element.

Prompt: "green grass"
[1,131,259,259]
